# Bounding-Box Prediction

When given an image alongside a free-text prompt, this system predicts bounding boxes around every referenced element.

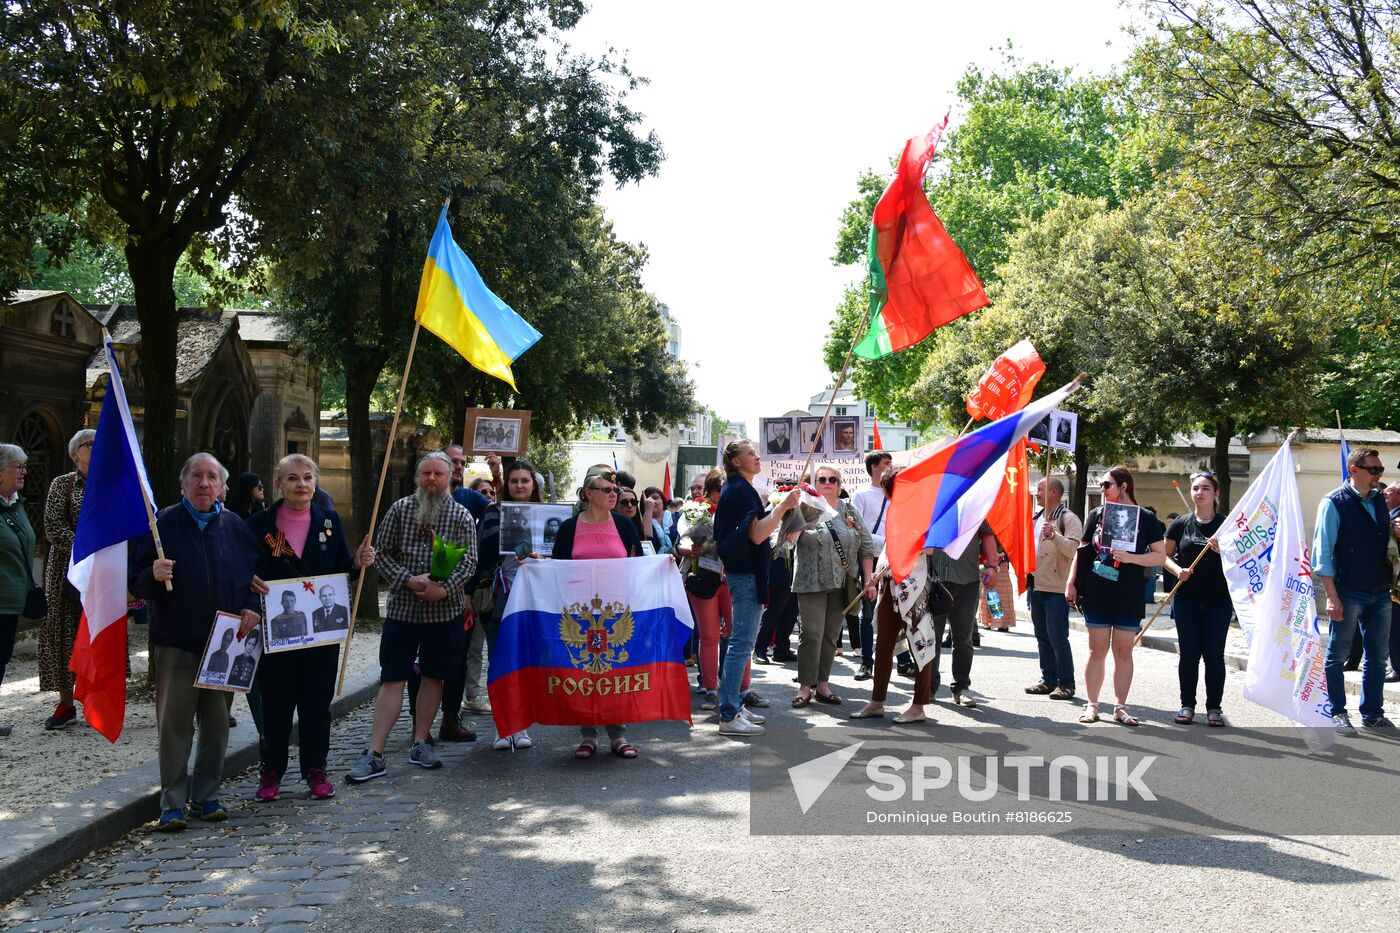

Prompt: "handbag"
[923,555,955,617]
[1,507,47,619]
[685,568,722,600]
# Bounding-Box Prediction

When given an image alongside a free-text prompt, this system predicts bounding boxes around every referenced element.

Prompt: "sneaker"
[718,715,765,736]
[157,808,186,832]
[854,665,873,681]
[346,749,387,784]
[409,740,443,769]
[493,732,512,750]
[1048,686,1077,701]
[307,768,335,800]
[255,770,281,802]
[738,706,766,725]
[44,702,78,730]
[1362,715,1395,729]
[700,692,718,711]
[951,690,978,709]
[513,731,533,749]
[1332,712,1358,736]
[464,696,492,714]
[742,691,770,709]
[197,800,228,822]
[896,662,916,679]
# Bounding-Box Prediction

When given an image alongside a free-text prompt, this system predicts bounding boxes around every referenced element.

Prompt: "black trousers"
[757,561,799,657]
[0,613,17,686]
[258,644,339,778]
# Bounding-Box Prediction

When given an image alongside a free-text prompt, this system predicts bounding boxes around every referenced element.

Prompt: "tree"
[238,0,682,606]
[825,57,1161,423]
[3,1,347,500]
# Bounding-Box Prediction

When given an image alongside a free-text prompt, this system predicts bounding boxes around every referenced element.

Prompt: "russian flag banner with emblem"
[488,555,694,737]
[67,333,157,742]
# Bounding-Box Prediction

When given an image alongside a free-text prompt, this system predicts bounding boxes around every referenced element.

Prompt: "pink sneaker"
[307,768,335,800]
[255,770,280,802]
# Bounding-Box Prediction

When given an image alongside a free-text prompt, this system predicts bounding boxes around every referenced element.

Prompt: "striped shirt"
[374,494,478,624]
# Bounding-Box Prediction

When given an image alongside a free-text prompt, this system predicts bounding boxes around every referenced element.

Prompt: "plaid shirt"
[374,494,478,624]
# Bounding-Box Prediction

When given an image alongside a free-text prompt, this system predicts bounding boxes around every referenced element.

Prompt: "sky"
[568,1,1141,437]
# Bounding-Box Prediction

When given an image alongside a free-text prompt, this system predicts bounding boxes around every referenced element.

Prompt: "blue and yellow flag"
[414,207,542,389]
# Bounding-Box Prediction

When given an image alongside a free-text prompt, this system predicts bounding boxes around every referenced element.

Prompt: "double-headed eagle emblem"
[559,595,634,674]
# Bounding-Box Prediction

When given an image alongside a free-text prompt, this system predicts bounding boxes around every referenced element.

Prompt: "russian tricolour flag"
[885,378,1081,582]
[67,333,156,742]
[488,555,694,737]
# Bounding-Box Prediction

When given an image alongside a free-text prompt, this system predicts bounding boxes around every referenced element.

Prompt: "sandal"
[1025,682,1055,695]
[791,695,813,709]
[611,742,639,759]
[1113,705,1140,727]
[1174,707,1195,725]
[1078,703,1100,724]
[574,741,597,759]
[1206,709,1225,728]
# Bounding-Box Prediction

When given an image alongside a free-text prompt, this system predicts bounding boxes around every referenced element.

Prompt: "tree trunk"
[126,243,183,506]
[1214,415,1235,512]
[1072,444,1091,519]
[344,367,379,617]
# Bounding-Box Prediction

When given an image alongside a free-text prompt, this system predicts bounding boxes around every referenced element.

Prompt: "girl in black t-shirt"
[1067,466,1166,727]
[1164,471,1231,727]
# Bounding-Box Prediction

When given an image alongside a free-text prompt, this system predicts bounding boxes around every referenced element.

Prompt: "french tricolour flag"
[885,378,1081,582]
[488,555,693,737]
[67,332,156,742]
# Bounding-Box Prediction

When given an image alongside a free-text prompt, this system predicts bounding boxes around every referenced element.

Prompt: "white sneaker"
[513,731,533,748]
[464,696,492,714]
[738,706,766,725]
[719,715,765,736]
[493,733,511,750]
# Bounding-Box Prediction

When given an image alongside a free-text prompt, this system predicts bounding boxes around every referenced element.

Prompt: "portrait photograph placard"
[830,416,863,455]
[1101,502,1141,552]
[262,573,352,653]
[761,417,795,458]
[499,502,573,558]
[465,408,531,456]
[196,611,262,693]
[797,417,826,456]
[1027,413,1052,448]
[1050,410,1078,452]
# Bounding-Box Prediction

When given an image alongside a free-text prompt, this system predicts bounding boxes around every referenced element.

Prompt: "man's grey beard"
[414,487,449,530]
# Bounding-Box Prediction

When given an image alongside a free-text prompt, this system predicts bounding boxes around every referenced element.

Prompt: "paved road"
[5,624,1399,932]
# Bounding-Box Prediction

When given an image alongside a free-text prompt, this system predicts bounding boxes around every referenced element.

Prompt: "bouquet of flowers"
[769,481,838,553]
[678,497,719,573]
[430,534,469,583]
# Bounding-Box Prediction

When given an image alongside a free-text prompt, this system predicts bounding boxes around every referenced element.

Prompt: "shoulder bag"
[1,508,47,619]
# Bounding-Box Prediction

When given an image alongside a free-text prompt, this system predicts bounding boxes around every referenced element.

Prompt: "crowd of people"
[0,430,1397,829]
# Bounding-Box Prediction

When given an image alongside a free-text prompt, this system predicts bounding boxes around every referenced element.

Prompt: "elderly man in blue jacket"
[131,452,262,832]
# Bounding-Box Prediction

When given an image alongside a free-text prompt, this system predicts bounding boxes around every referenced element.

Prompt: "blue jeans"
[1029,590,1074,688]
[1325,588,1392,720]
[858,597,876,666]
[720,574,762,721]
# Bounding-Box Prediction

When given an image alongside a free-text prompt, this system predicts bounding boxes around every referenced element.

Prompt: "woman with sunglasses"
[473,458,544,750]
[552,472,645,759]
[791,466,877,709]
[1164,472,1230,727]
[1066,466,1166,727]
[614,488,649,549]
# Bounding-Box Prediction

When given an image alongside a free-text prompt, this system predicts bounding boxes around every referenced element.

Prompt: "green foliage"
[525,434,575,502]
[25,229,254,307]
[825,55,1158,423]
[708,408,727,447]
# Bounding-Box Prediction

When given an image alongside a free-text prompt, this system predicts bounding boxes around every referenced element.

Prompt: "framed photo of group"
[498,502,573,558]
[261,573,352,654]
[464,408,531,456]
[758,415,864,460]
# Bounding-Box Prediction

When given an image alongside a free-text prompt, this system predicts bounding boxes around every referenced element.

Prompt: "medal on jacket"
[323,518,333,538]
[264,531,295,560]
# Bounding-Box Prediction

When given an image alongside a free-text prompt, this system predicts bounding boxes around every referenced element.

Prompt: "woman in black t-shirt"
[1067,466,1166,727]
[1164,471,1231,727]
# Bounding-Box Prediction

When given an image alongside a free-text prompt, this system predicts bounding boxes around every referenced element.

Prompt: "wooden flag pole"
[337,321,423,695]
[1134,542,1213,645]
[138,484,172,593]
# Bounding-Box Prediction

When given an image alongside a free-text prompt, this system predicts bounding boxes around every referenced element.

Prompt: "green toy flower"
[430,534,467,582]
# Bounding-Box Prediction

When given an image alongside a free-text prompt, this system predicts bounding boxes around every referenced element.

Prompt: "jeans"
[1174,597,1231,710]
[1028,590,1074,688]
[858,596,875,665]
[720,573,763,721]
[1325,588,1392,719]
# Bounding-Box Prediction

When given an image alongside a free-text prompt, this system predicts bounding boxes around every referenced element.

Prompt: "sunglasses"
[1190,470,1214,479]
[815,476,840,485]
[589,484,618,495]
[1357,465,1385,476]
[1099,480,1118,489]
[617,498,638,507]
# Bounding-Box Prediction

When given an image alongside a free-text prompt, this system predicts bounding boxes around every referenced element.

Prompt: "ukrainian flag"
[414,206,542,389]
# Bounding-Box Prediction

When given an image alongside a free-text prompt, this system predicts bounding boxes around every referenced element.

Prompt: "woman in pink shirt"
[551,471,644,759]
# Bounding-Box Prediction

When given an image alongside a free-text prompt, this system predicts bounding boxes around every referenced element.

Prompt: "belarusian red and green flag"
[853,117,989,360]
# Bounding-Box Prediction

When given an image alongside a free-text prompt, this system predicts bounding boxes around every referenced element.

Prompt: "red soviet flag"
[965,339,1046,422]
[983,440,1036,593]
[872,418,884,451]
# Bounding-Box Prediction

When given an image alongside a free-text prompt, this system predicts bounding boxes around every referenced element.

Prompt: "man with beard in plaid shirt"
[347,451,478,783]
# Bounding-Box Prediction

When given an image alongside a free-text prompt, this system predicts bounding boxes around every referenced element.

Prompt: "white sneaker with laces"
[513,731,533,748]
[493,733,511,750]
[719,715,765,736]
[738,706,766,725]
